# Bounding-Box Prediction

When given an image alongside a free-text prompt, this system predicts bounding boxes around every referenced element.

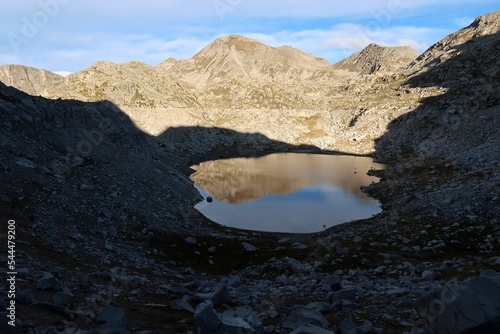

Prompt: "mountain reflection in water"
[192,153,385,233]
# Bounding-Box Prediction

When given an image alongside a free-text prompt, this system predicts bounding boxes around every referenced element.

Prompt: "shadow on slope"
[371,32,500,221]
[0,81,351,235]
[375,32,500,164]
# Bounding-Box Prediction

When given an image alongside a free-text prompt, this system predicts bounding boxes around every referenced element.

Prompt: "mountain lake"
[191,153,385,233]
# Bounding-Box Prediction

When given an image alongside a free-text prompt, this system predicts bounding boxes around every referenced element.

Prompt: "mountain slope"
[378,11,500,169]
[169,34,332,88]
[52,60,201,108]
[0,64,64,96]
[405,11,500,81]
[332,43,420,75]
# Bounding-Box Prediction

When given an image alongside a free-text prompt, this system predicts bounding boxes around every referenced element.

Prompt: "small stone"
[37,276,60,291]
[330,288,357,304]
[185,237,197,244]
[242,243,257,252]
[421,270,436,281]
[101,208,113,219]
[287,258,308,274]
[208,246,216,253]
[104,240,114,250]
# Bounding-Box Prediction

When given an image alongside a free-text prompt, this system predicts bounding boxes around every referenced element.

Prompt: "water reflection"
[192,153,385,233]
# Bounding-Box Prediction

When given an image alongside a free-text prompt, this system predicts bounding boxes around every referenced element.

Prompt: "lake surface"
[191,153,385,233]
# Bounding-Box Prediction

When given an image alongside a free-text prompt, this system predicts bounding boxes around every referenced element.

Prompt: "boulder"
[195,301,256,334]
[290,324,336,334]
[284,307,329,330]
[415,276,500,334]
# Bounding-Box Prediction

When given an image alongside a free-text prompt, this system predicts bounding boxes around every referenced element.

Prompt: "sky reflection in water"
[192,153,385,233]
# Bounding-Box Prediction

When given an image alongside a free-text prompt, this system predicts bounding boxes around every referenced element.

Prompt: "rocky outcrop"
[415,275,500,333]
[332,43,419,75]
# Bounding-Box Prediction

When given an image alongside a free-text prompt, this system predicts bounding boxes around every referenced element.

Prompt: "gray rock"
[284,307,329,330]
[222,306,262,331]
[321,275,341,289]
[287,258,308,274]
[194,301,255,334]
[96,306,126,328]
[415,276,500,334]
[16,289,34,305]
[37,276,60,291]
[421,270,437,281]
[338,319,363,334]
[171,298,195,313]
[194,301,222,333]
[330,288,357,304]
[242,243,257,252]
[289,324,336,334]
[211,284,231,306]
[185,237,197,244]
[52,292,70,307]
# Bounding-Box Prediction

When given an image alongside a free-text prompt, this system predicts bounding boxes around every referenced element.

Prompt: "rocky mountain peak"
[468,10,500,34]
[332,43,419,75]
[406,10,500,79]
[156,57,179,71]
[170,34,332,88]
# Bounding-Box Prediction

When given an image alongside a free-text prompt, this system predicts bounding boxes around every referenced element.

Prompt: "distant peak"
[214,34,263,46]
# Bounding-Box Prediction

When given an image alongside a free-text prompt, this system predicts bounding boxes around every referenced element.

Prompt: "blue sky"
[0,1,498,75]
